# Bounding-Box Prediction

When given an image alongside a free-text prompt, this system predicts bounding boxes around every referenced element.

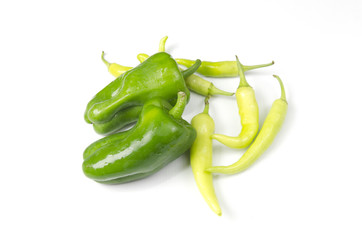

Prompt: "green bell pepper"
[84,52,201,124]
[82,92,196,184]
[92,106,142,135]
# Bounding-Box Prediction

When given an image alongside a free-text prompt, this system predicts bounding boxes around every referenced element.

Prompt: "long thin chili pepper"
[176,59,274,78]
[190,96,222,216]
[207,75,288,174]
[101,51,132,77]
[156,36,274,78]
[212,56,259,148]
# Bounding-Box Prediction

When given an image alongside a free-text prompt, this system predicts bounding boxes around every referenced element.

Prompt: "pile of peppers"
[83,37,288,216]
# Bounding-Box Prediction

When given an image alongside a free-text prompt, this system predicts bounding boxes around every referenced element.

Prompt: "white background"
[1,0,361,239]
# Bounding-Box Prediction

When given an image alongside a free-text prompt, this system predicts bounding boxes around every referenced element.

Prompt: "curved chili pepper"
[212,56,259,148]
[190,96,222,216]
[207,75,288,174]
[101,51,132,77]
[138,53,233,97]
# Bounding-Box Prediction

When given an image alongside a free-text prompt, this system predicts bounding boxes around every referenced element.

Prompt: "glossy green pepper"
[92,106,143,135]
[92,99,173,135]
[82,92,196,184]
[84,52,201,124]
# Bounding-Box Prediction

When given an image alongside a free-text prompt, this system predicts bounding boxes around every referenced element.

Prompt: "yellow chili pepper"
[212,56,259,148]
[137,53,234,97]
[176,58,274,78]
[207,75,288,174]
[101,51,132,77]
[190,96,222,216]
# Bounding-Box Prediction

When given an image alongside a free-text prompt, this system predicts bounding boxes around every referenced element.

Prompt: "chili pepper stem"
[159,36,168,52]
[169,92,187,119]
[236,56,250,88]
[182,59,202,79]
[273,75,287,103]
[101,51,110,69]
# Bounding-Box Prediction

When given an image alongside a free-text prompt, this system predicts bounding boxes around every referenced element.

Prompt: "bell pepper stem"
[182,59,202,79]
[169,92,187,119]
[236,56,250,88]
[159,36,168,52]
[101,51,110,69]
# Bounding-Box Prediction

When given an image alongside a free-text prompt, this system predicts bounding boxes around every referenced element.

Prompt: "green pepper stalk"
[83,93,196,184]
[207,75,288,174]
[190,96,222,216]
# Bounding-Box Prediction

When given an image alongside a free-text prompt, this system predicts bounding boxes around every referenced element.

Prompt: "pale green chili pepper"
[175,59,274,78]
[207,75,288,174]
[156,35,274,78]
[101,51,132,77]
[212,56,259,148]
[190,96,222,216]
